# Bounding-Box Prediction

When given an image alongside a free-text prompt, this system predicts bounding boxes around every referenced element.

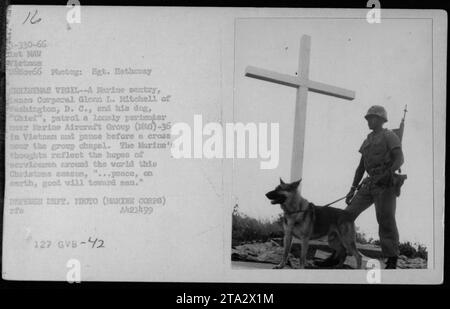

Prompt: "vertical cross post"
[245,35,355,194]
[291,35,311,186]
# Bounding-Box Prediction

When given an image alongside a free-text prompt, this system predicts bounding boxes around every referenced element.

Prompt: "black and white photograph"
[231,16,440,274]
[0,5,446,287]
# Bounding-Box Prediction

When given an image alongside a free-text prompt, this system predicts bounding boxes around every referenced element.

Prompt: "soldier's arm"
[351,156,365,188]
[390,148,404,172]
[385,130,404,172]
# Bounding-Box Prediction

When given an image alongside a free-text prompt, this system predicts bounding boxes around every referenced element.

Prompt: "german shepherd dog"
[265,178,362,269]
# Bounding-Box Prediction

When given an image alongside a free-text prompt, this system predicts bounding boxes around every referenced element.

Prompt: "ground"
[231,239,427,269]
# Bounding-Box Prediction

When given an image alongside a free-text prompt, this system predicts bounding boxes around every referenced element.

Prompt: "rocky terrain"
[232,240,427,269]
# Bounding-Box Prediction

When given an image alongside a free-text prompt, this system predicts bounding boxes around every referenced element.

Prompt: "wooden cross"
[245,35,355,187]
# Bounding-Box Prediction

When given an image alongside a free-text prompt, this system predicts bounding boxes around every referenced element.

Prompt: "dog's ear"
[279,178,285,185]
[291,179,302,189]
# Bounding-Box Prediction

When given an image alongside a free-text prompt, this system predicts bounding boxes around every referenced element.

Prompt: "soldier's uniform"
[345,128,401,257]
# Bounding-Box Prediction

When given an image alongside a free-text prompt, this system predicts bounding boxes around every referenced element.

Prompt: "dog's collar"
[284,202,313,215]
[285,209,306,215]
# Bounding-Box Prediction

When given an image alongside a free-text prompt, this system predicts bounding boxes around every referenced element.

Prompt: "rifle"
[391,105,408,196]
[392,104,408,144]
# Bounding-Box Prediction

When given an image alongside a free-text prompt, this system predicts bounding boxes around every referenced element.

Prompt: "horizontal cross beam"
[245,65,355,101]
[245,66,300,88]
[307,80,355,100]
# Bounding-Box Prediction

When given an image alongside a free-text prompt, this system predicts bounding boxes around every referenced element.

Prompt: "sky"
[233,18,433,248]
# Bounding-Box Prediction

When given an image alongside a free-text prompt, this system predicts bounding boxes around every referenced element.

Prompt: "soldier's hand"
[345,187,357,205]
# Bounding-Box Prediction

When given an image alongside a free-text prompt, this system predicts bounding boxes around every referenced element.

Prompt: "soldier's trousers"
[330,181,400,257]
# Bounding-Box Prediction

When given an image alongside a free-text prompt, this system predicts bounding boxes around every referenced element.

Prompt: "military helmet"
[365,105,388,122]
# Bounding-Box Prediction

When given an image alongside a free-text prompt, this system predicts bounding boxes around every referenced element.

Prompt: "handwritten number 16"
[23,10,42,25]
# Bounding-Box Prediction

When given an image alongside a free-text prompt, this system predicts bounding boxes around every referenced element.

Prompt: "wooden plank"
[245,66,356,101]
[290,35,311,185]
[245,66,301,88]
[306,79,355,100]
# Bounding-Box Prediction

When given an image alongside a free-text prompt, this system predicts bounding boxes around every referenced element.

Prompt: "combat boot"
[385,256,398,269]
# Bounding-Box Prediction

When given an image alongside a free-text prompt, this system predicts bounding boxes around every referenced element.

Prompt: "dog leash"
[287,187,360,212]
[286,197,346,212]
[323,183,363,207]
[322,196,347,207]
